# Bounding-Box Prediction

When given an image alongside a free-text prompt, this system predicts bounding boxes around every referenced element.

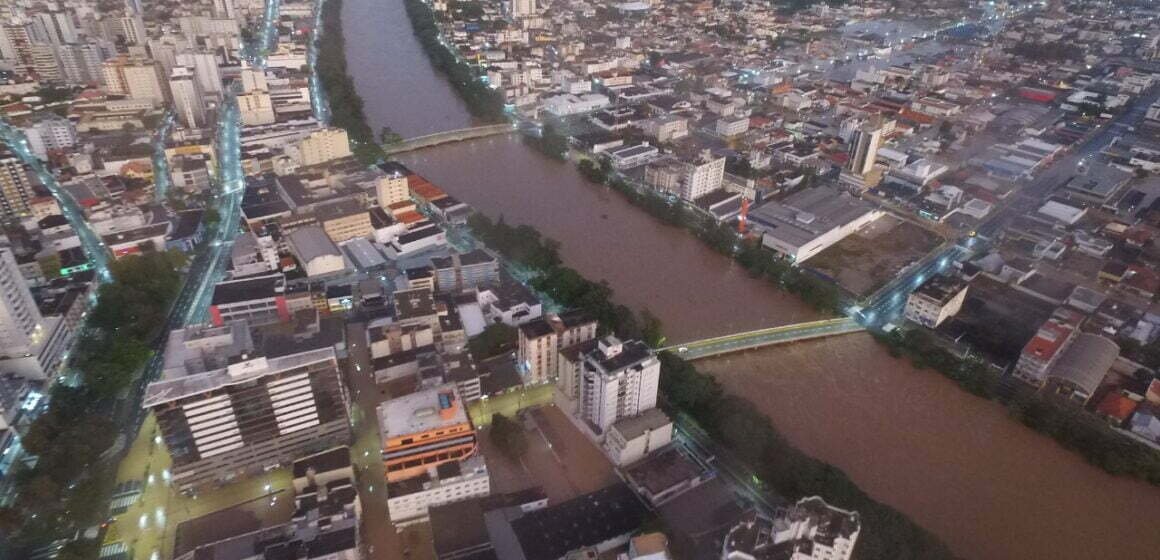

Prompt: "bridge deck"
[385,123,516,154]
[663,317,865,360]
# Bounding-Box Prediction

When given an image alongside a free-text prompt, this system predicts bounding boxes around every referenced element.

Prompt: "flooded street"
[342,0,1160,557]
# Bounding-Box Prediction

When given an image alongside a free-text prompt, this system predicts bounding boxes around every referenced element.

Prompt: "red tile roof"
[1096,393,1138,422]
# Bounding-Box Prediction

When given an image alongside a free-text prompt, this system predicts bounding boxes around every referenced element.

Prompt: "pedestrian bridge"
[384,123,517,154]
[661,317,865,360]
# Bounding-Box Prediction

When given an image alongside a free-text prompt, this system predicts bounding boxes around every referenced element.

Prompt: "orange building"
[377,384,476,482]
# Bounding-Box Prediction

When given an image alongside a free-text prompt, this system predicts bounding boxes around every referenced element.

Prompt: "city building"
[386,453,490,526]
[904,275,969,329]
[209,273,289,327]
[297,128,352,167]
[143,320,349,492]
[578,337,660,435]
[747,187,883,263]
[377,384,476,482]
[431,249,499,294]
[288,226,346,277]
[604,407,673,466]
[0,246,63,380]
[22,114,76,160]
[680,150,726,202]
[1014,309,1082,387]
[721,497,861,560]
[1044,334,1118,404]
[517,311,598,386]
[376,171,409,208]
[847,119,884,176]
[169,66,206,128]
[0,147,36,220]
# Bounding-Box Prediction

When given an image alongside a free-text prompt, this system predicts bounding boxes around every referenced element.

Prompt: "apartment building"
[904,275,968,329]
[431,249,499,294]
[1014,309,1083,387]
[143,320,350,492]
[0,147,35,219]
[517,311,598,386]
[297,128,352,167]
[579,337,660,435]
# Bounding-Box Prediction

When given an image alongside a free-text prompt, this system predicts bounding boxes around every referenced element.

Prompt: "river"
[341,0,1160,557]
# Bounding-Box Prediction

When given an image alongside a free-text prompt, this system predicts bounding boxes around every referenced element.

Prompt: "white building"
[604,408,672,466]
[721,497,861,560]
[175,51,223,96]
[238,91,276,126]
[23,115,76,159]
[386,454,490,526]
[579,337,660,435]
[748,187,883,263]
[288,226,346,277]
[169,66,206,128]
[297,128,352,166]
[542,93,610,117]
[680,151,726,202]
[904,275,968,329]
[715,116,750,138]
[0,247,73,381]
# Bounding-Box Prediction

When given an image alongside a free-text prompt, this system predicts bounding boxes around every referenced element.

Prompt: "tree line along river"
[341,0,1160,557]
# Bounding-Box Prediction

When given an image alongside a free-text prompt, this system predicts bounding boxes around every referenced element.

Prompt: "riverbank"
[316,0,381,162]
[468,215,956,560]
[545,125,1160,486]
[400,0,505,122]
[345,0,1160,556]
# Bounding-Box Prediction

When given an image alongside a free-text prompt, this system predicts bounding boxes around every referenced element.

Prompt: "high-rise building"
[518,311,598,386]
[28,44,62,83]
[117,15,146,46]
[679,150,726,202]
[56,43,105,85]
[169,66,206,128]
[0,246,46,363]
[143,320,351,492]
[103,56,168,100]
[0,147,36,220]
[176,51,223,96]
[0,24,32,70]
[297,128,352,166]
[213,0,238,20]
[23,114,77,159]
[509,0,536,18]
[578,337,660,435]
[0,23,19,62]
[33,11,78,46]
[847,120,884,176]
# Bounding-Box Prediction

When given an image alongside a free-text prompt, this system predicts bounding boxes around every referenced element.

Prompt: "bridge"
[662,317,865,360]
[384,123,517,154]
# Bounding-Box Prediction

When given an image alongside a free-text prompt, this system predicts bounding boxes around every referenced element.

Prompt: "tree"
[379,126,404,146]
[489,413,528,460]
[468,323,517,359]
[640,309,666,348]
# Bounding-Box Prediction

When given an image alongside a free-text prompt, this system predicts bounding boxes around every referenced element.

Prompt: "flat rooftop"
[377,383,469,440]
[748,187,879,250]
